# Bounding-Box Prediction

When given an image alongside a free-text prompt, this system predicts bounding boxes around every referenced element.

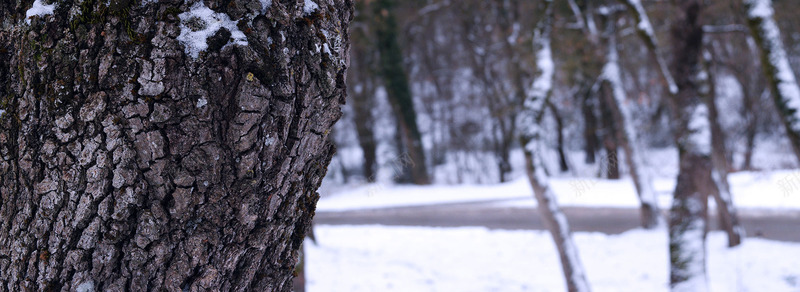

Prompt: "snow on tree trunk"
[600,35,661,229]
[744,0,800,163]
[699,50,744,247]
[668,1,710,290]
[0,0,352,290]
[619,0,678,95]
[518,1,591,291]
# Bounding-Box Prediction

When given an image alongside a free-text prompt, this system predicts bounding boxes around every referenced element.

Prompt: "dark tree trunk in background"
[352,88,377,181]
[599,85,620,179]
[0,0,352,291]
[741,85,760,170]
[547,101,570,173]
[349,2,378,182]
[581,91,600,164]
[373,0,430,185]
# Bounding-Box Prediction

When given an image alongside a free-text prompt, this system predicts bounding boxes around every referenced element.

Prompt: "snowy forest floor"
[317,170,800,214]
[305,225,800,292]
[309,146,800,291]
[308,168,800,291]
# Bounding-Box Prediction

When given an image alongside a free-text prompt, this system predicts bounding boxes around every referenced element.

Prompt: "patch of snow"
[306,225,800,292]
[260,0,272,14]
[76,281,94,292]
[25,0,56,25]
[670,198,709,292]
[177,2,248,59]
[0,109,5,117]
[264,135,276,146]
[196,97,207,108]
[322,43,331,55]
[686,104,711,155]
[303,0,319,15]
[317,170,800,212]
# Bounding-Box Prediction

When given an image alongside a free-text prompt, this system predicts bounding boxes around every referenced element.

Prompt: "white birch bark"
[744,0,800,162]
[618,0,679,95]
[699,50,745,247]
[619,0,712,289]
[600,35,661,228]
[519,1,591,291]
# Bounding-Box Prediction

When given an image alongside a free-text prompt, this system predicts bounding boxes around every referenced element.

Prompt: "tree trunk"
[519,1,591,291]
[598,86,620,180]
[581,91,599,164]
[600,32,660,229]
[0,0,352,291]
[741,93,760,171]
[373,0,430,185]
[700,50,744,247]
[668,1,710,290]
[745,0,800,164]
[349,6,378,182]
[547,100,570,173]
[619,0,678,95]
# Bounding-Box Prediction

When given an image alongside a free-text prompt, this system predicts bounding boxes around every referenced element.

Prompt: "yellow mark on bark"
[246,72,254,82]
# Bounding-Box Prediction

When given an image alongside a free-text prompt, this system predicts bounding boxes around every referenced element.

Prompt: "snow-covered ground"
[316,170,800,212]
[306,225,800,292]
[311,144,800,291]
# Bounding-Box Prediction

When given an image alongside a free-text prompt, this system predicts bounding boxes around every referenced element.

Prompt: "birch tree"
[620,0,743,248]
[744,0,800,163]
[699,49,744,247]
[0,0,352,290]
[519,1,591,291]
[599,30,661,228]
[666,1,712,290]
[570,2,661,228]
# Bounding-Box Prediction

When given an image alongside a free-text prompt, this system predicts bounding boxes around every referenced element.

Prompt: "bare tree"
[569,1,661,228]
[349,0,379,181]
[519,1,591,291]
[621,0,744,250]
[744,0,800,163]
[373,0,430,184]
[666,1,712,289]
[599,26,661,228]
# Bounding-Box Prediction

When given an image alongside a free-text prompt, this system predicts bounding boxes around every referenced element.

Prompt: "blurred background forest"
[304,0,800,291]
[324,0,797,186]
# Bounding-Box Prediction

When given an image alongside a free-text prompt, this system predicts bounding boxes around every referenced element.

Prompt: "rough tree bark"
[744,0,800,164]
[0,0,352,291]
[372,0,430,185]
[519,1,591,291]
